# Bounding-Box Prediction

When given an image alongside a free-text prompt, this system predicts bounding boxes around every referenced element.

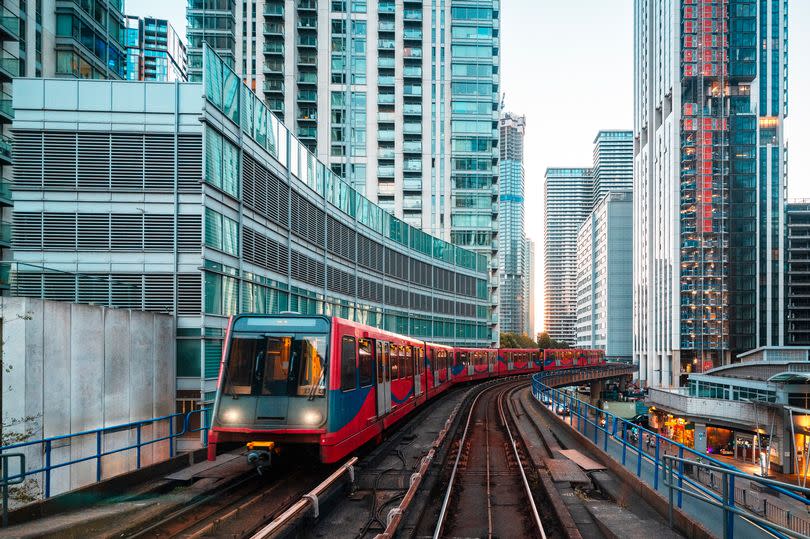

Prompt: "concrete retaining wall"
[1,297,175,499]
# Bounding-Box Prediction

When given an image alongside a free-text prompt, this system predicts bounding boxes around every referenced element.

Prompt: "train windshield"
[224,334,327,397]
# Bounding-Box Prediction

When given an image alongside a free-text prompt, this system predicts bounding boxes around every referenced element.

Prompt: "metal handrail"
[249,456,357,538]
[0,408,210,499]
[532,375,810,539]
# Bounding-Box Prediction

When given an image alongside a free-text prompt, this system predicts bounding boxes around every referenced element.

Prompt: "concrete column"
[694,422,707,454]
[590,380,603,407]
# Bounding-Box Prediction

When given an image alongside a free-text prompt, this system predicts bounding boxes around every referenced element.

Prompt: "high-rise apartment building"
[18,0,127,78]
[634,0,787,387]
[185,0,501,342]
[543,168,592,345]
[125,16,187,82]
[576,190,633,361]
[498,112,527,335]
[786,201,810,346]
[591,130,633,205]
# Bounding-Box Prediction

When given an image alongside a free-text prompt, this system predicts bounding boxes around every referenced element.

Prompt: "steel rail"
[498,383,547,539]
[250,456,358,539]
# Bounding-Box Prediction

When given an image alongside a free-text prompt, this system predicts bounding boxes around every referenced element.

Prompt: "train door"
[507,351,514,371]
[489,351,495,373]
[468,351,474,376]
[414,346,423,396]
[376,341,391,416]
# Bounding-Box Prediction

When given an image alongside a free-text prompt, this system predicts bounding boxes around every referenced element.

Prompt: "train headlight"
[222,408,241,423]
[302,409,323,426]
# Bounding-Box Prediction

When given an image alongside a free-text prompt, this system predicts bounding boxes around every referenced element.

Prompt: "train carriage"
[209,313,609,465]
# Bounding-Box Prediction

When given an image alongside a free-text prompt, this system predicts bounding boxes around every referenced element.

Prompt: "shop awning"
[768,371,810,384]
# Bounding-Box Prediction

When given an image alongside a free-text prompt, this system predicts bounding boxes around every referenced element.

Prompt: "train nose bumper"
[246,441,276,471]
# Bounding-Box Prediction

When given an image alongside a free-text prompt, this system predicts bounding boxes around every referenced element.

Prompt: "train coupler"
[246,441,276,474]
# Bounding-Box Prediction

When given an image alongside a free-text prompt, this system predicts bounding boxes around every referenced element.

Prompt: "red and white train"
[208,314,605,464]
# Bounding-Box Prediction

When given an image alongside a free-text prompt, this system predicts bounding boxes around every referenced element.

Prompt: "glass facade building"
[786,201,810,346]
[497,112,529,335]
[0,1,19,289]
[7,47,491,419]
[543,167,592,345]
[634,0,787,387]
[591,130,633,205]
[125,16,187,82]
[184,0,500,343]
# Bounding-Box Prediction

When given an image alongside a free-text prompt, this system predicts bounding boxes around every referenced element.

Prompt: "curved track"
[433,379,547,539]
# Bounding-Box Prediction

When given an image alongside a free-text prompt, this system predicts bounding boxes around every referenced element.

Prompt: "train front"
[208,315,331,469]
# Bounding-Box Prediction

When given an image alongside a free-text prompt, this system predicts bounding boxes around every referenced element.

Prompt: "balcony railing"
[0,56,19,79]
[0,135,12,163]
[0,11,20,41]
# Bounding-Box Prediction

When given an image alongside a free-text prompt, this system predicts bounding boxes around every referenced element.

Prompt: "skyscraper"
[591,130,633,205]
[543,168,592,345]
[634,0,787,387]
[185,0,501,342]
[498,112,527,335]
[23,1,127,79]
[524,237,535,336]
[0,3,18,285]
[576,190,633,361]
[125,16,188,82]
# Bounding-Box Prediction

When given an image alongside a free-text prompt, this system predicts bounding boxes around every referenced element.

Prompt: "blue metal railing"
[532,373,810,539]
[0,408,210,500]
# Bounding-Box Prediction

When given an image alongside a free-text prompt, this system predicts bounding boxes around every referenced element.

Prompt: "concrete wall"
[1,297,175,499]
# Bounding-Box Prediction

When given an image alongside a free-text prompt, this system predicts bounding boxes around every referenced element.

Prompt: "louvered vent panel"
[144,214,174,251]
[42,272,77,302]
[43,213,76,250]
[111,134,144,190]
[77,213,109,250]
[11,131,43,188]
[177,273,202,315]
[144,273,174,312]
[145,134,175,191]
[111,214,143,250]
[243,227,287,274]
[43,132,77,190]
[178,214,202,252]
[77,133,110,190]
[12,212,42,249]
[77,274,110,305]
[178,134,202,191]
[110,274,144,310]
[13,272,43,297]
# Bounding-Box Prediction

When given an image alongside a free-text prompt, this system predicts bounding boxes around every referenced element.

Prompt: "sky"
[130,0,810,336]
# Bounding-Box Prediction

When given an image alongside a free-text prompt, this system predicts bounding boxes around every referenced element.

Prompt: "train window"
[417,348,424,375]
[359,339,373,387]
[340,336,357,391]
[261,337,292,395]
[404,346,412,378]
[377,341,385,383]
[293,335,327,397]
[391,346,400,380]
[223,336,262,395]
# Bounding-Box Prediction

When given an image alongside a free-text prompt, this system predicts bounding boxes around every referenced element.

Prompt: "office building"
[0,4,17,287]
[634,0,788,387]
[498,112,527,335]
[7,48,491,416]
[787,201,810,346]
[14,0,127,79]
[575,190,632,361]
[543,167,592,345]
[186,0,501,342]
[125,16,187,82]
[591,130,633,205]
[524,237,535,336]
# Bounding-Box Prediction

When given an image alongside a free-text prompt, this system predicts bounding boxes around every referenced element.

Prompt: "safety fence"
[0,407,210,520]
[533,373,810,539]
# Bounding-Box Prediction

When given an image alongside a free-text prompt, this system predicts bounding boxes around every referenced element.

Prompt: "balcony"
[403,123,421,135]
[298,35,317,48]
[263,23,284,36]
[298,54,317,66]
[403,28,422,41]
[378,93,395,105]
[263,63,284,75]
[379,1,395,13]
[263,42,284,55]
[404,9,422,21]
[377,165,395,178]
[298,71,317,85]
[297,90,317,102]
[0,136,12,164]
[0,220,10,247]
[403,198,422,210]
[297,0,317,10]
[403,179,422,191]
[0,97,12,123]
[263,3,283,16]
[403,65,422,78]
[403,103,422,116]
[0,11,20,42]
[379,20,395,32]
[378,75,395,86]
[0,56,19,81]
[298,110,317,121]
[403,141,422,153]
[298,18,317,30]
[378,147,395,159]
[298,127,316,139]
[263,80,284,93]
[378,39,395,50]
[378,57,395,69]
[378,130,395,142]
[0,178,11,207]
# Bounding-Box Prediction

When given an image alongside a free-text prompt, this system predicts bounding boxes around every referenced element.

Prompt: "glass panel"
[294,335,327,396]
[261,337,292,395]
[223,335,262,395]
[341,335,357,391]
[359,338,373,386]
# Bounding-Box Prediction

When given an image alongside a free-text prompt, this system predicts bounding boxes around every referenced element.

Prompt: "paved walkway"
[542,397,810,538]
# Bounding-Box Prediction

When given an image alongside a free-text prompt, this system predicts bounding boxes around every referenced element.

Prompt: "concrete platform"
[546,458,591,484]
[0,501,156,539]
[164,450,245,482]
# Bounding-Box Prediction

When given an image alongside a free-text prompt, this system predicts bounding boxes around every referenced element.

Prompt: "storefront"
[706,426,733,456]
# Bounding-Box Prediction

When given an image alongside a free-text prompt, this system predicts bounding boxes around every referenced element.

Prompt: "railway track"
[123,460,335,539]
[432,379,547,539]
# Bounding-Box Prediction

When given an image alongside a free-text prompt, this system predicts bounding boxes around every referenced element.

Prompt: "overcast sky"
[129,0,810,335]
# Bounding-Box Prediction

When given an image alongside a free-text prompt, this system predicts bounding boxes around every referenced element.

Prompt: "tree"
[499,332,537,348]
[536,332,570,349]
